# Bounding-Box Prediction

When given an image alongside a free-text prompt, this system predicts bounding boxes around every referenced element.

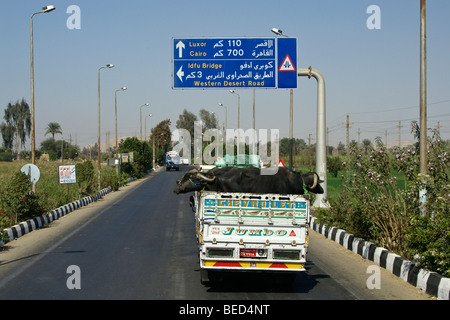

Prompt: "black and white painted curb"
[310,217,449,300]
[0,186,112,247]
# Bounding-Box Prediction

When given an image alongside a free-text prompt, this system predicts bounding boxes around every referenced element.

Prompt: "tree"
[279,138,306,157]
[150,119,172,153]
[199,109,218,130]
[176,109,197,141]
[0,122,13,150]
[118,137,153,178]
[362,139,372,154]
[45,122,62,140]
[0,99,31,158]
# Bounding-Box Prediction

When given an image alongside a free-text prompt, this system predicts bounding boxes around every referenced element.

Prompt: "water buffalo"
[173,166,324,195]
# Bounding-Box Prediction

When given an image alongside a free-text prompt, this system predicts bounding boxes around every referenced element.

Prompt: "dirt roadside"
[308,229,435,300]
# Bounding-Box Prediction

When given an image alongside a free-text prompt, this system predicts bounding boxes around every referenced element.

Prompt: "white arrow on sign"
[176,40,185,58]
[177,66,184,82]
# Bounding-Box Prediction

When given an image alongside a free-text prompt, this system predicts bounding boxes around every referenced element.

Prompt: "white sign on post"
[59,165,76,184]
[21,164,40,184]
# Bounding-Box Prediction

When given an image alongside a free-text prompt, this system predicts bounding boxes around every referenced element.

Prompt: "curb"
[1,186,112,246]
[310,217,449,300]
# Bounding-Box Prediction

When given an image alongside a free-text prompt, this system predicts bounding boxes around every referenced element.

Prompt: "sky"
[1,0,449,151]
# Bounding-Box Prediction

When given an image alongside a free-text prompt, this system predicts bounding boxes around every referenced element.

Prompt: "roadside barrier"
[310,216,449,300]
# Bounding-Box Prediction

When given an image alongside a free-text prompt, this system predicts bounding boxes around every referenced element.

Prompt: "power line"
[348,99,450,115]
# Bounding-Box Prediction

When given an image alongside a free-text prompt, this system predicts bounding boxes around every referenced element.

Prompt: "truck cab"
[166,151,180,171]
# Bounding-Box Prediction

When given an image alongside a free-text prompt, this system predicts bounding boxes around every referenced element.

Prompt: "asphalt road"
[0,165,432,302]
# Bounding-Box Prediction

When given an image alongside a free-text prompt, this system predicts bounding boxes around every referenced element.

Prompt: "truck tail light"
[273,250,300,260]
[207,248,234,258]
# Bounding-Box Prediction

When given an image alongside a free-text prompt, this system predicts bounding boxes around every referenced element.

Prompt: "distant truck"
[180,158,190,165]
[166,151,180,171]
[190,189,310,285]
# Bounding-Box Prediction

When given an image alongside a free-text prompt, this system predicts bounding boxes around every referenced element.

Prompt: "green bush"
[327,156,343,177]
[0,150,14,162]
[101,167,120,191]
[317,126,449,276]
[76,160,96,196]
[0,171,45,229]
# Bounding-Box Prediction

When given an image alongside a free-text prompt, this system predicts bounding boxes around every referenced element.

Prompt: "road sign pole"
[298,67,329,208]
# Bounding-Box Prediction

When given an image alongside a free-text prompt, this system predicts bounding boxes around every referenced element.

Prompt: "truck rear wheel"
[200,269,210,285]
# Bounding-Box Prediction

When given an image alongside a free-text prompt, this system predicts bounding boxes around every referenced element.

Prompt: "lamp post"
[140,103,150,140]
[229,90,240,146]
[30,5,56,168]
[145,114,153,141]
[115,86,127,173]
[271,28,294,171]
[218,103,227,142]
[97,64,114,191]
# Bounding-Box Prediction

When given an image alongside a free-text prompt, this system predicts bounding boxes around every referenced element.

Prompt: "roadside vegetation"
[314,125,449,277]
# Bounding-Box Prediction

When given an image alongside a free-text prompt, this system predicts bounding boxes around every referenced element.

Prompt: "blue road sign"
[172,37,297,89]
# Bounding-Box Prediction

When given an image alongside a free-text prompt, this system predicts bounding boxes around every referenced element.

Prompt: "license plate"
[240,249,257,257]
[240,248,266,258]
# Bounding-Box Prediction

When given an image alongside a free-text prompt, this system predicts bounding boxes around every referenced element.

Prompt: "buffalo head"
[301,172,324,194]
[173,168,216,194]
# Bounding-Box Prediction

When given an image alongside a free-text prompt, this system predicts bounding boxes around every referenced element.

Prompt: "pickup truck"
[190,190,310,285]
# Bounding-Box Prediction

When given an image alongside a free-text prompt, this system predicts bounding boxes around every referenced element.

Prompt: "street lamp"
[145,114,153,141]
[271,28,288,37]
[140,103,150,140]
[218,103,228,139]
[271,27,294,170]
[115,86,127,172]
[30,5,56,168]
[229,90,240,146]
[97,64,114,191]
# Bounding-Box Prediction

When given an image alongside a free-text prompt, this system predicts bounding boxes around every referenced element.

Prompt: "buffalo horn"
[196,173,216,182]
[311,173,318,189]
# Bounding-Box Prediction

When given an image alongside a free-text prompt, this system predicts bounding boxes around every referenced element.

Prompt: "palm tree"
[45,122,62,140]
[362,138,372,155]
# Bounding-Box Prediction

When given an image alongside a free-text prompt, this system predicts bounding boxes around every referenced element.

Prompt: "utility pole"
[397,121,402,147]
[419,0,427,214]
[344,114,353,149]
[419,0,427,175]
[357,128,361,147]
[385,129,388,146]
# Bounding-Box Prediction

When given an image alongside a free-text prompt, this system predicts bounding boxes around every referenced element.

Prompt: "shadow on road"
[202,262,330,294]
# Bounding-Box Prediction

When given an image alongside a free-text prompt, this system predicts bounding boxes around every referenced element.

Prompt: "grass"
[282,155,409,202]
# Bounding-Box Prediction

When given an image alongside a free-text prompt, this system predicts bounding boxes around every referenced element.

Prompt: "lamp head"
[42,5,56,13]
[271,28,283,36]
